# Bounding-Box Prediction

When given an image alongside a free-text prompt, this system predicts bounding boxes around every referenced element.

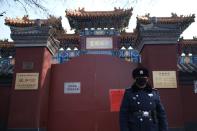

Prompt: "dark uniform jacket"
[119,83,168,131]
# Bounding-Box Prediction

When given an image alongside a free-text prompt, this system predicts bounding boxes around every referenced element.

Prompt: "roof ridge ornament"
[171,13,178,17]
[65,7,133,31]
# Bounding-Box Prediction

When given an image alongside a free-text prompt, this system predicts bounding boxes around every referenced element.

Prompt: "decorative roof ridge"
[180,39,197,41]
[66,7,133,16]
[0,41,14,47]
[178,39,197,44]
[137,13,195,24]
[5,15,36,26]
[177,37,197,47]
[179,36,197,42]
[137,13,195,19]
[5,15,63,28]
[0,39,9,42]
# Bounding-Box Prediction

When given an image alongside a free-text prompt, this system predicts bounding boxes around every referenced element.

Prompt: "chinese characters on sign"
[64,82,81,94]
[15,73,39,90]
[86,37,113,49]
[153,71,177,88]
[109,89,125,112]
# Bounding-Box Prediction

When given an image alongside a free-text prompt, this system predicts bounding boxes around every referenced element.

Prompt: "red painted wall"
[0,86,11,129]
[7,47,51,129]
[180,85,197,123]
[48,55,137,131]
[141,44,184,128]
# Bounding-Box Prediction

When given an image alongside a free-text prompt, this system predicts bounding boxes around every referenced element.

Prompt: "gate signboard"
[153,71,177,88]
[64,82,81,94]
[15,73,39,90]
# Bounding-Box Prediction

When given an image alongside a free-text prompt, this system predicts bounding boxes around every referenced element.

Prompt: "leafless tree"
[0,0,139,17]
[0,11,6,16]
[0,0,48,16]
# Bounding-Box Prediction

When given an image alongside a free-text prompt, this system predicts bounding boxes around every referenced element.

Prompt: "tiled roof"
[57,34,80,40]
[65,7,133,30]
[0,41,14,48]
[66,7,133,17]
[0,64,14,75]
[137,14,195,24]
[177,63,197,73]
[56,34,80,48]
[5,15,37,27]
[5,15,63,28]
[178,39,197,45]
[120,32,136,39]
[177,39,197,55]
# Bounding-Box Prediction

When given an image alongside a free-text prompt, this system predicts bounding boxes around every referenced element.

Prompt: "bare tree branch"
[22,0,48,12]
[14,0,28,14]
[0,0,48,13]
[0,11,6,17]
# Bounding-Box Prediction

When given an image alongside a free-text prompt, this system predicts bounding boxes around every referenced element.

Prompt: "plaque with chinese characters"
[15,73,39,90]
[153,71,177,88]
[86,37,113,49]
[64,82,81,94]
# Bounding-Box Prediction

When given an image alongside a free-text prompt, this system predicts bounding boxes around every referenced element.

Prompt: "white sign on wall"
[15,73,39,90]
[153,71,177,88]
[86,37,113,49]
[64,82,81,94]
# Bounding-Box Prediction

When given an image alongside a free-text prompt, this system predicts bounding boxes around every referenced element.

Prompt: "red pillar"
[6,23,59,131]
[141,44,184,129]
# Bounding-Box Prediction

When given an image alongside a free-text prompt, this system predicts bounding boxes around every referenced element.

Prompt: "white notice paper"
[64,82,81,94]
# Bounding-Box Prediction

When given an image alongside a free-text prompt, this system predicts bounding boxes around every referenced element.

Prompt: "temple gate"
[0,7,197,131]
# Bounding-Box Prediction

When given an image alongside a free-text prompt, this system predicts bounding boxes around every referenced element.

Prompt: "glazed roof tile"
[5,16,39,27]
[66,7,133,17]
[5,15,62,28]
[66,7,133,30]
[179,39,197,45]
[0,41,14,48]
[137,14,195,24]
[57,34,79,40]
[178,63,197,73]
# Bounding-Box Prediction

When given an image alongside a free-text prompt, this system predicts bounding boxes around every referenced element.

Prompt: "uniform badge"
[132,97,136,100]
[140,70,143,74]
[148,93,153,97]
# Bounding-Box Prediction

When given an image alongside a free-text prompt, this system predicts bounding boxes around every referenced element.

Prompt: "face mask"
[135,77,148,87]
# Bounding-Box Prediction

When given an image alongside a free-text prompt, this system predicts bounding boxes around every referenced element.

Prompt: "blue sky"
[0,0,197,40]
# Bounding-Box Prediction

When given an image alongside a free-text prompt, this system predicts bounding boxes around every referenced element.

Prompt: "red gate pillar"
[5,18,59,131]
[140,44,184,129]
[135,15,194,130]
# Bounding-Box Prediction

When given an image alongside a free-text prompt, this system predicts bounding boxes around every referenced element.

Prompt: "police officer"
[119,67,168,131]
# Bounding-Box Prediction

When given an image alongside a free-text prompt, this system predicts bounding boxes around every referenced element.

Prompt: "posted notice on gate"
[15,73,39,90]
[64,82,81,94]
[153,71,177,88]
[109,89,125,112]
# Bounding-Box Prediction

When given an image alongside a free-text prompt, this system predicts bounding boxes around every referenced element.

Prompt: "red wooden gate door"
[48,55,137,131]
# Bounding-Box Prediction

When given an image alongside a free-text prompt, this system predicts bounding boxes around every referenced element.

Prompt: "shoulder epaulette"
[125,87,132,91]
[152,88,158,91]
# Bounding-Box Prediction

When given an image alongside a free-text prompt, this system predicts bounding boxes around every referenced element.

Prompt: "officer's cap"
[132,67,149,78]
